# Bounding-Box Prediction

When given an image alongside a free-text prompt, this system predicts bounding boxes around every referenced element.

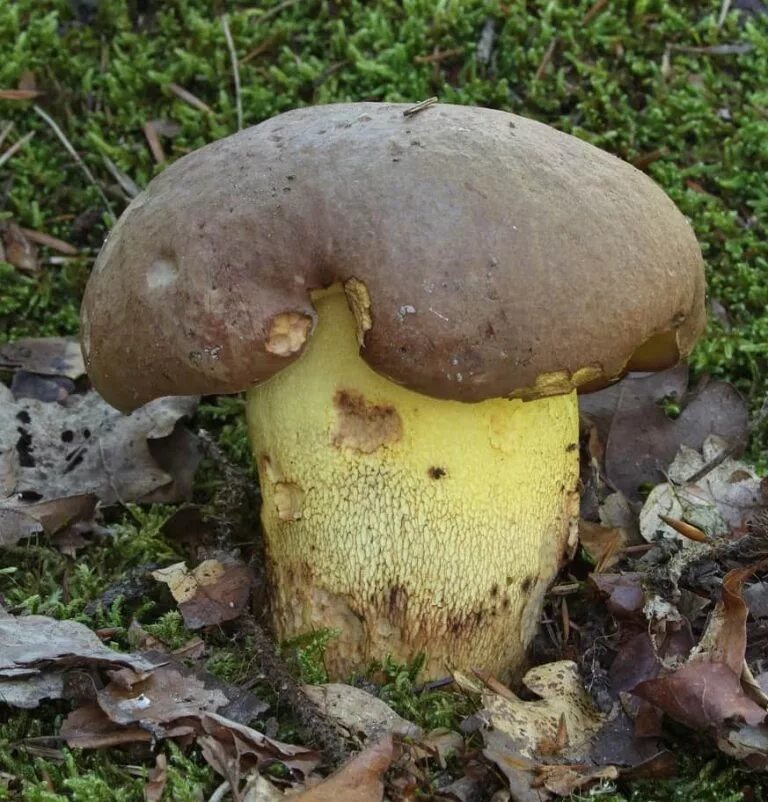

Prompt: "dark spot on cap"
[566,442,578,452]
[490,583,499,598]
[61,430,74,443]
[428,466,446,479]
[521,576,535,593]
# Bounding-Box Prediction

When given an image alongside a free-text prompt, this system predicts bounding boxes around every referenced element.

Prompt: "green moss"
[281,628,339,685]
[2,1,768,798]
[0,716,214,802]
[371,655,474,731]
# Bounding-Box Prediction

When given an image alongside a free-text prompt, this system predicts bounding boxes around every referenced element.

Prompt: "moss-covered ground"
[1,1,767,799]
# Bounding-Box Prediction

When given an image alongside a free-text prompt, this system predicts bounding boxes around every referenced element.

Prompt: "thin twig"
[582,0,609,25]
[403,97,438,117]
[683,441,740,485]
[414,47,463,65]
[221,15,243,132]
[33,105,116,223]
[239,616,351,767]
[240,34,278,65]
[717,0,733,29]
[0,122,14,149]
[0,130,34,169]
[533,37,559,82]
[167,83,215,115]
[143,120,166,163]
[19,227,78,255]
[254,0,301,25]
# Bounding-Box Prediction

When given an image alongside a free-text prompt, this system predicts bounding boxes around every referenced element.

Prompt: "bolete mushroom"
[81,103,705,680]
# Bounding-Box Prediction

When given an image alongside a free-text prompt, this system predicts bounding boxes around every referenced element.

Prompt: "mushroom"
[81,103,705,680]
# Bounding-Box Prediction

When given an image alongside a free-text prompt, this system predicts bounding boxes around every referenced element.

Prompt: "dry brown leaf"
[0,89,41,100]
[0,337,85,378]
[242,773,285,801]
[293,735,394,802]
[580,368,748,500]
[19,227,78,255]
[1,221,38,274]
[152,557,253,628]
[0,614,157,680]
[633,661,766,731]
[10,372,75,402]
[0,494,98,550]
[578,520,627,572]
[535,763,618,796]
[0,672,65,709]
[302,683,422,742]
[97,664,229,735]
[640,436,766,542]
[0,507,43,548]
[200,711,321,778]
[144,753,168,802]
[61,704,153,749]
[0,385,199,505]
[632,563,768,759]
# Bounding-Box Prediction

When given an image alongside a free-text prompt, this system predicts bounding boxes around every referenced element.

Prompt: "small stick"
[414,48,464,65]
[221,15,243,131]
[167,83,215,115]
[534,38,559,82]
[403,97,438,117]
[0,130,34,169]
[19,227,77,255]
[717,0,732,29]
[0,122,14,149]
[582,0,609,25]
[33,105,115,223]
[143,120,165,163]
[239,616,350,768]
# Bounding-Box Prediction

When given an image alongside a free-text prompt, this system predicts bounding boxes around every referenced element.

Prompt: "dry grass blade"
[402,97,438,117]
[221,15,243,131]
[414,48,464,64]
[582,0,610,25]
[19,228,78,255]
[143,121,165,163]
[100,154,141,198]
[0,130,35,169]
[0,122,14,148]
[0,89,42,101]
[167,83,214,115]
[33,105,115,223]
[534,38,559,81]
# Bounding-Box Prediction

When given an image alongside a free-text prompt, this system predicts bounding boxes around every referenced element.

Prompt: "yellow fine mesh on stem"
[246,285,579,680]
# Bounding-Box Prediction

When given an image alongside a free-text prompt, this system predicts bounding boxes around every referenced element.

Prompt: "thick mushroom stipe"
[247,285,580,679]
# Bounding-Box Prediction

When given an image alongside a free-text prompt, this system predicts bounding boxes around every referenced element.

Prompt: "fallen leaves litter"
[302,683,422,743]
[469,660,673,799]
[0,384,200,507]
[0,614,157,708]
[292,735,394,802]
[632,563,768,766]
[0,337,85,379]
[152,557,253,628]
[144,754,168,802]
[580,367,748,500]
[0,221,38,274]
[640,435,766,542]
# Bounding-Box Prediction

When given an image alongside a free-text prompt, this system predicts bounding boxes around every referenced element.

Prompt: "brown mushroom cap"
[81,103,705,412]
